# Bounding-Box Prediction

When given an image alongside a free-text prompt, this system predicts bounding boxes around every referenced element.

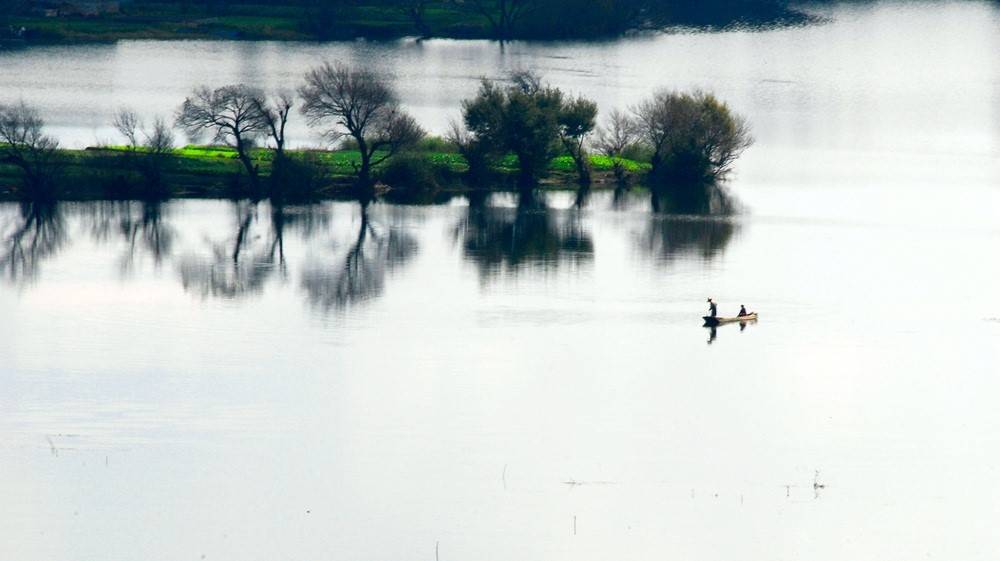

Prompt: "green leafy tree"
[461,71,596,189]
[557,95,598,185]
[633,90,752,184]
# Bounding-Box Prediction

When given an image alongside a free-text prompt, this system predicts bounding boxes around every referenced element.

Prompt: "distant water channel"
[3,2,1000,560]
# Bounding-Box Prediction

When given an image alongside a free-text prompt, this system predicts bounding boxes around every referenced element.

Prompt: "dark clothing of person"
[709,301,717,317]
[738,306,748,317]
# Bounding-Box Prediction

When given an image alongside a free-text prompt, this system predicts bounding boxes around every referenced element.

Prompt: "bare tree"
[116,109,176,156]
[0,101,59,198]
[175,84,267,189]
[112,108,176,192]
[594,109,639,183]
[299,61,424,191]
[143,117,175,189]
[251,90,293,159]
[113,108,142,150]
[145,117,176,157]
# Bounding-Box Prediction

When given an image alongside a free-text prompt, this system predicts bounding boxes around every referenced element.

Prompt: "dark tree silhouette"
[113,108,176,194]
[251,91,296,197]
[299,62,424,199]
[0,101,59,199]
[251,91,294,160]
[461,71,591,190]
[176,85,268,191]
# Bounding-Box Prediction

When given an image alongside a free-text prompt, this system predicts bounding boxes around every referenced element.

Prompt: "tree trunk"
[355,140,377,206]
[612,160,628,185]
[515,151,535,192]
[234,138,258,191]
[571,147,591,186]
[357,139,372,185]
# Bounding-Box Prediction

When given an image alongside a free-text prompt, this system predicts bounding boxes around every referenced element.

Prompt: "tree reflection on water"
[0,201,66,283]
[1,190,741,306]
[177,200,331,300]
[177,200,274,299]
[300,203,418,311]
[639,214,738,264]
[455,191,594,281]
[86,200,175,272]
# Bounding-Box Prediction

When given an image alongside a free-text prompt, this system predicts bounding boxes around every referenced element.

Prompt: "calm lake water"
[3,1,1000,560]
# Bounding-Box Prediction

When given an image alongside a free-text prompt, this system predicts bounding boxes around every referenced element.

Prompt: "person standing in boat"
[707,298,718,318]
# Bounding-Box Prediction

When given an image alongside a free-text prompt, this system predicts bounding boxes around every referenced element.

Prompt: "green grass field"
[0,142,648,200]
[102,144,644,174]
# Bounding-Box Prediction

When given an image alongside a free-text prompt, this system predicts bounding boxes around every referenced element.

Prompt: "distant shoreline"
[0,2,815,47]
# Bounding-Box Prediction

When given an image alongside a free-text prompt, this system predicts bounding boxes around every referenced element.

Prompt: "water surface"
[3,2,1000,560]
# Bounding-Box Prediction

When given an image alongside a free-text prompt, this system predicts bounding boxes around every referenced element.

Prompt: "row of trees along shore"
[0,62,752,211]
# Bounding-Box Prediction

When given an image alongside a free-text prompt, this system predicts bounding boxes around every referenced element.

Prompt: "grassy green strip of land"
[100,144,646,175]
[0,144,648,200]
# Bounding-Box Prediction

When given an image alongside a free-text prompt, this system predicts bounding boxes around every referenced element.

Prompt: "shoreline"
[0,144,647,203]
[0,2,815,47]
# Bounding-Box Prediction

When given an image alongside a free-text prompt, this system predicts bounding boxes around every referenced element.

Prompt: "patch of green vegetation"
[2,140,647,201]
[550,154,648,172]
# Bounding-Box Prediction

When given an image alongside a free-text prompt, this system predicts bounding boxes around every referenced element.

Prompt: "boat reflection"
[706,318,757,345]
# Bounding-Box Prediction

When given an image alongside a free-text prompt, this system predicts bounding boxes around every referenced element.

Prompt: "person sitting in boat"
[707,298,718,318]
[738,305,748,317]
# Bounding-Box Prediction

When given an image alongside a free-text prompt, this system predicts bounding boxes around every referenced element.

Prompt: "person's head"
[707,298,713,303]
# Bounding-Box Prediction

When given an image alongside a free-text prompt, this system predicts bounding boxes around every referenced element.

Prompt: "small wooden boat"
[703,313,758,326]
